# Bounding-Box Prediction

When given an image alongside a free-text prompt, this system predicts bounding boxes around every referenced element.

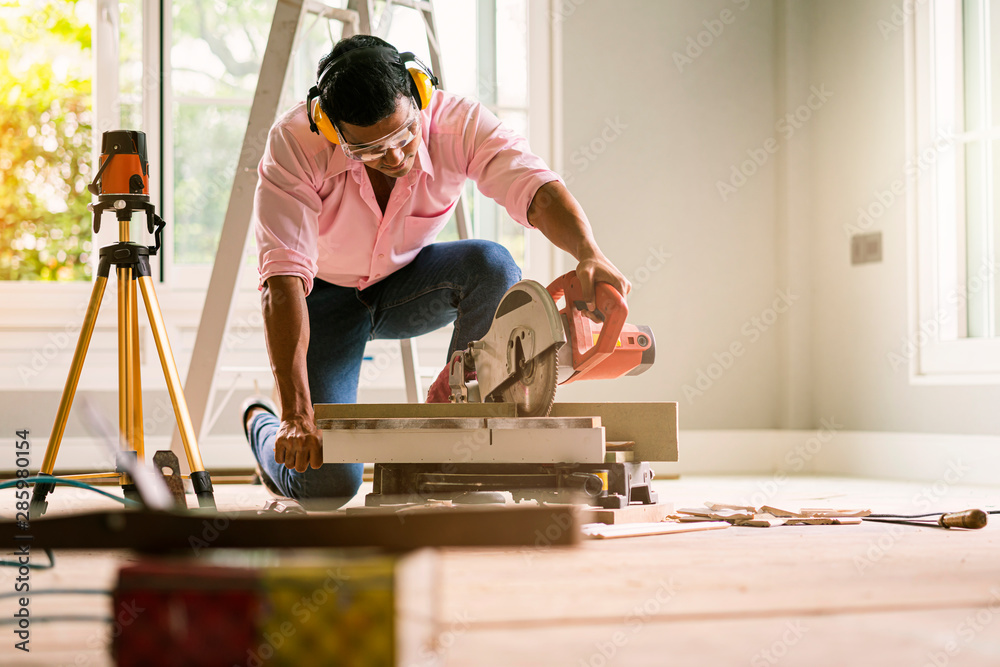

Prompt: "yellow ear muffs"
[306,47,438,143]
[407,66,434,110]
[311,98,340,144]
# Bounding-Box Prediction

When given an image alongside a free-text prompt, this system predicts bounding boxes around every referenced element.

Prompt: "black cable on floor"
[0,548,54,569]
[0,615,111,626]
[0,589,109,599]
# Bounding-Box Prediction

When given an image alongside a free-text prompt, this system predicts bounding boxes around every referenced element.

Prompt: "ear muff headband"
[306,46,439,143]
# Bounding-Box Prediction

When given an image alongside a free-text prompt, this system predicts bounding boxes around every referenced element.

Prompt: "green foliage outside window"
[0,0,93,281]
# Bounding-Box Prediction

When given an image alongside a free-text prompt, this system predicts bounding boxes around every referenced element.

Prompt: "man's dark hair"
[316,35,416,128]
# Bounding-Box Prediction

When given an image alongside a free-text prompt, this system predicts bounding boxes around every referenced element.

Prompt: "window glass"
[496,0,527,109]
[163,0,531,271]
[961,0,1000,337]
[0,0,94,281]
[119,0,143,130]
[170,0,276,267]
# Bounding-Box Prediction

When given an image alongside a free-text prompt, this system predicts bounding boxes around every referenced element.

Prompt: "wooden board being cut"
[549,402,677,462]
[313,402,678,463]
[587,502,675,525]
[321,419,606,464]
[314,402,517,419]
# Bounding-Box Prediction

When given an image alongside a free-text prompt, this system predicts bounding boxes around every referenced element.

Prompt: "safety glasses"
[335,103,420,162]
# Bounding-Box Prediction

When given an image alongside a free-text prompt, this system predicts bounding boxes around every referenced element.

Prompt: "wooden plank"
[317,416,600,430]
[587,501,674,525]
[549,402,678,462]
[0,504,582,550]
[314,402,517,419]
[487,416,600,429]
[319,417,488,430]
[581,520,730,539]
[322,425,606,463]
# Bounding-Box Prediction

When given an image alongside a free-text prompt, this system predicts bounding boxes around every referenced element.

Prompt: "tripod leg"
[117,265,139,501]
[130,271,145,460]
[137,274,216,509]
[31,274,110,518]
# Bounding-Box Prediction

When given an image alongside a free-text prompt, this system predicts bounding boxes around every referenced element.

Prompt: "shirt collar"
[411,136,434,181]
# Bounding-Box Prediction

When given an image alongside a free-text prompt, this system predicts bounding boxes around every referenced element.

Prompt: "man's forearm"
[262,276,313,419]
[526,181,601,261]
[526,180,630,299]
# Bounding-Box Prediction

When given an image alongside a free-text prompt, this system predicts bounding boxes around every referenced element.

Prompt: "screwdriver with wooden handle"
[864,509,989,529]
[938,509,988,529]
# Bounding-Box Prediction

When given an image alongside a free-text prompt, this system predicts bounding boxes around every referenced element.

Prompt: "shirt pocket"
[401,211,453,252]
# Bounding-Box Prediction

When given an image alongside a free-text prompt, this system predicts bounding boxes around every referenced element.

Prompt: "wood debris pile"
[675,503,870,527]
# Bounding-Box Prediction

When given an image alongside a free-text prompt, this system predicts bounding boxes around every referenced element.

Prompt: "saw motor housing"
[547,271,655,384]
[448,271,655,413]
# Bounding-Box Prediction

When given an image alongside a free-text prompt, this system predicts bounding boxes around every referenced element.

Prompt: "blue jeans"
[247,240,521,507]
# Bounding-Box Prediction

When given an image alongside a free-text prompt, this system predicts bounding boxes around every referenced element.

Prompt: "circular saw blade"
[501,347,558,417]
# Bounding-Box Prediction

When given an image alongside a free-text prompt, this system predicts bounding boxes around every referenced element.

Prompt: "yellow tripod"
[30,188,216,517]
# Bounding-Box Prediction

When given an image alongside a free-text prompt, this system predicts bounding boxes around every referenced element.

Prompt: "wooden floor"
[3,475,999,666]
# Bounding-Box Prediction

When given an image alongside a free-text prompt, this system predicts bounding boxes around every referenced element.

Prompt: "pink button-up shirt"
[253,90,561,295]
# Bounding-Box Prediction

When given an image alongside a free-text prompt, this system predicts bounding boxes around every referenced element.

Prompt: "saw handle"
[546,271,628,380]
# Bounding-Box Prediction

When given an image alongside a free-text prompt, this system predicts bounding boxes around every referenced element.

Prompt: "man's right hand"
[274,415,323,473]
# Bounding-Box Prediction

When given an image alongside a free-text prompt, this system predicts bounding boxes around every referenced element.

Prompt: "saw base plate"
[366,461,658,509]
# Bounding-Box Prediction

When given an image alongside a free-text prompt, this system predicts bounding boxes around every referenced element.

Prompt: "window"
[910,0,1000,379]
[2,0,542,286]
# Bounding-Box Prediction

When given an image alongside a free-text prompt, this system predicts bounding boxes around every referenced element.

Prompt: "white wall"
[556,0,1000,436]
[553,0,785,429]
[806,0,1000,434]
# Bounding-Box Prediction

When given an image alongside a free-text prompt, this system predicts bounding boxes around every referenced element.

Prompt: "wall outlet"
[851,231,882,265]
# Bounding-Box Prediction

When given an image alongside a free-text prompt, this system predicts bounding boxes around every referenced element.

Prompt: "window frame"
[908,0,1000,383]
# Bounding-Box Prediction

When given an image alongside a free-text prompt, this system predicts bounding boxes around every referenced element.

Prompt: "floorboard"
[1,475,997,666]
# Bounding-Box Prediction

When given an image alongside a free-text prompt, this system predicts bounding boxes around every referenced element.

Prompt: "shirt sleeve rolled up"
[253,124,322,296]
[459,102,563,228]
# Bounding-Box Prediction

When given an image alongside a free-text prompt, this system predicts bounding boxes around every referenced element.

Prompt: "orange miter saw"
[448,271,656,415]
